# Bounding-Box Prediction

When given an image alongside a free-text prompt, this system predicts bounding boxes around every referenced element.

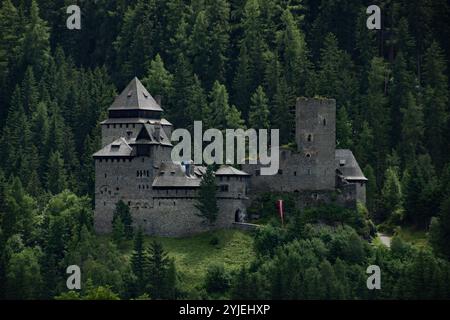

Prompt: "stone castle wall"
[94,197,247,237]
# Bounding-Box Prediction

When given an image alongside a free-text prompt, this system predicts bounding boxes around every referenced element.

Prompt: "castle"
[93,78,367,237]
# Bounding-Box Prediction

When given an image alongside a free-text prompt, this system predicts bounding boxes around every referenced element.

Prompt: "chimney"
[155,95,162,107]
[126,130,133,140]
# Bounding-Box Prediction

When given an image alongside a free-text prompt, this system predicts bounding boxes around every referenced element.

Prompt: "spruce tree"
[195,166,219,225]
[46,151,67,194]
[142,54,173,102]
[249,86,270,130]
[113,200,133,240]
[130,227,148,295]
[146,241,173,299]
[20,0,50,77]
[422,41,449,168]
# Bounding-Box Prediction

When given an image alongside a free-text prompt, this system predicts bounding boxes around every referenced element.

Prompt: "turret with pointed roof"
[108,77,163,118]
[100,77,172,147]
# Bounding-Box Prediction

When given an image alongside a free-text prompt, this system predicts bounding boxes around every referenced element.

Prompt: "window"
[307,168,311,175]
[307,134,312,142]
[278,169,283,175]
[99,159,102,163]
[306,153,311,158]
[113,124,116,129]
[137,171,139,177]
[323,118,327,126]
[255,169,260,176]
[106,125,110,129]
[104,173,107,178]
[220,185,229,192]
[294,171,297,176]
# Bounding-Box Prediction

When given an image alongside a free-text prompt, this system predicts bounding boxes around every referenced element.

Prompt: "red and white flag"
[276,199,284,226]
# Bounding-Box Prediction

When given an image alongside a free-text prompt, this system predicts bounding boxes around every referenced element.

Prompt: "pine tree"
[0,0,22,120]
[390,52,414,147]
[365,57,391,183]
[21,67,39,113]
[363,164,377,215]
[336,106,353,149]
[142,54,173,102]
[30,101,49,180]
[209,81,244,130]
[404,154,440,227]
[277,9,310,95]
[195,166,219,225]
[169,54,195,128]
[379,167,404,223]
[46,151,67,194]
[189,10,210,84]
[185,75,211,130]
[146,241,175,299]
[249,86,270,130]
[114,0,157,83]
[112,218,126,247]
[273,77,294,144]
[204,0,230,85]
[400,92,424,166]
[20,0,50,77]
[422,41,449,168]
[130,227,148,295]
[233,0,267,113]
[113,200,133,240]
[354,121,374,168]
[315,33,358,113]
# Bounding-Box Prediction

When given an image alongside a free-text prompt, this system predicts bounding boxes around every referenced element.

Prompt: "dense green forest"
[0,0,450,299]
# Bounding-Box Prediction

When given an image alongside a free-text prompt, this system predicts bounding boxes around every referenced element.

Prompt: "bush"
[204,264,230,294]
[209,235,219,246]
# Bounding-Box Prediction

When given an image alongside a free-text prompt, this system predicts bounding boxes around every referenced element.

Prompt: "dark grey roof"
[335,149,367,181]
[133,123,172,146]
[100,118,172,126]
[215,165,250,176]
[93,138,134,157]
[108,77,163,112]
[152,162,202,188]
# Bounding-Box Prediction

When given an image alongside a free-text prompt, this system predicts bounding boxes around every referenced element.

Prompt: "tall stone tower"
[295,97,336,190]
[100,77,173,147]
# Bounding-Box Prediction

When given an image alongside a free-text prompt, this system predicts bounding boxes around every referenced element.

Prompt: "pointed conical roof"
[108,77,163,112]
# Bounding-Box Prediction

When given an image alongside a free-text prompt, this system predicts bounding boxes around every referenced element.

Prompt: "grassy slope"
[396,226,428,248]
[110,229,255,292]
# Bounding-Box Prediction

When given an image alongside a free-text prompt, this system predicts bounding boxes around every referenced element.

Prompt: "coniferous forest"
[0,0,450,300]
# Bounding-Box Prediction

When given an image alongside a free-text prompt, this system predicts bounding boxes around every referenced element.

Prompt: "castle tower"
[101,77,172,147]
[295,97,336,190]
